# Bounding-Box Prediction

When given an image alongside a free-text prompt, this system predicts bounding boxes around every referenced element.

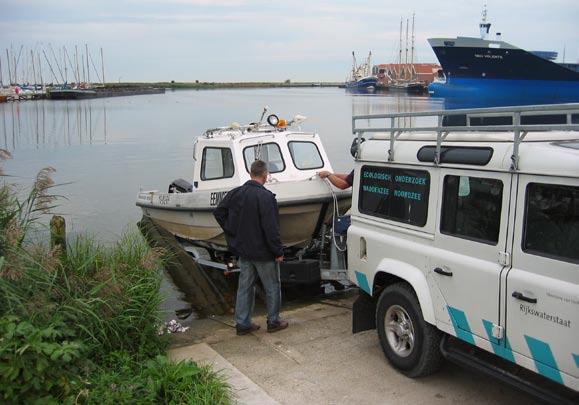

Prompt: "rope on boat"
[323,177,348,252]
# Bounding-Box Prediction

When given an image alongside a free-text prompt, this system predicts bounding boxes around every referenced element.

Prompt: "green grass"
[0,155,231,404]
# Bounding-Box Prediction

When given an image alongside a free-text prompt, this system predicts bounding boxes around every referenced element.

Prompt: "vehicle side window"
[243,143,285,173]
[288,141,324,170]
[441,175,503,244]
[523,183,579,263]
[358,165,430,227]
[201,147,234,180]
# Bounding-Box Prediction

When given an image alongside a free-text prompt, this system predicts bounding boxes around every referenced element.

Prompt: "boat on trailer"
[136,108,352,282]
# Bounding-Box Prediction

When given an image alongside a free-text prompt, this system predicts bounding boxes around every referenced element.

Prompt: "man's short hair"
[250,160,268,178]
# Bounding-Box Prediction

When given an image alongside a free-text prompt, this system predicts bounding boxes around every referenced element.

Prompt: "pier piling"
[50,215,67,255]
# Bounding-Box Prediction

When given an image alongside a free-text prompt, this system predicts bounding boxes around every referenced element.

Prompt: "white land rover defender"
[348,104,578,403]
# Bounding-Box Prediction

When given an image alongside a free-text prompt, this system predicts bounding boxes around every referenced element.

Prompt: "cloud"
[0,0,577,82]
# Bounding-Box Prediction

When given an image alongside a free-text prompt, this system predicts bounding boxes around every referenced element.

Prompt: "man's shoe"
[267,320,288,333]
[236,323,260,336]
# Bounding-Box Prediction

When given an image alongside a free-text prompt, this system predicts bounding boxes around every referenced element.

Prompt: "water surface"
[1,88,444,241]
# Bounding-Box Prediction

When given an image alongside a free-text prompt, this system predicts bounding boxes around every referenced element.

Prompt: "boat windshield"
[243,142,286,173]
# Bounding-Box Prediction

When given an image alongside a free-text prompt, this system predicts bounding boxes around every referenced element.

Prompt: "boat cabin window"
[288,141,324,170]
[243,143,285,173]
[201,147,235,180]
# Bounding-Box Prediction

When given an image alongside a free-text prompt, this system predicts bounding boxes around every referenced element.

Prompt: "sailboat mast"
[42,49,59,83]
[63,46,68,83]
[5,49,11,85]
[100,47,105,85]
[37,52,44,89]
[410,13,415,79]
[15,45,23,84]
[85,44,90,85]
[404,18,409,78]
[75,45,80,85]
[31,50,37,91]
[398,18,403,78]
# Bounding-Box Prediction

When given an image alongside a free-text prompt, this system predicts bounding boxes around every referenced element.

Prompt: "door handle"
[433,267,453,277]
[512,291,537,304]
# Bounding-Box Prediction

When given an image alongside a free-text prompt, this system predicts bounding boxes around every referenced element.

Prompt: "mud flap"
[352,290,376,333]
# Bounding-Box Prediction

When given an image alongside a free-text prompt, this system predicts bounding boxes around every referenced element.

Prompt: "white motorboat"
[136,109,352,258]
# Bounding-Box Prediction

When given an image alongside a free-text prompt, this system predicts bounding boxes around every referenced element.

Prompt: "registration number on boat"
[210,191,228,206]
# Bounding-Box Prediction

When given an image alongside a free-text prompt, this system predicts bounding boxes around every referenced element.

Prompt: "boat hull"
[142,197,349,249]
[346,76,378,89]
[137,179,352,251]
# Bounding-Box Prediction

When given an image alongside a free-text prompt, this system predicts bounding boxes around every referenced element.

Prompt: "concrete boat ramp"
[168,295,537,405]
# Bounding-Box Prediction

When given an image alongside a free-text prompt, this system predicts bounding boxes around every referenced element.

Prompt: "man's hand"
[275,256,284,263]
[318,171,331,179]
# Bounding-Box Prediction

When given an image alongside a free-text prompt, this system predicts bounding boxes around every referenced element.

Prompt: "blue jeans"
[235,258,281,329]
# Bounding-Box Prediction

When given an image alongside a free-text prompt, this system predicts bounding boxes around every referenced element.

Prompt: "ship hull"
[346,76,378,89]
[429,77,579,102]
[427,37,579,104]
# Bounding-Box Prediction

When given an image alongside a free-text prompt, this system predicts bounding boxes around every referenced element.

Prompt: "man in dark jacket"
[213,160,289,335]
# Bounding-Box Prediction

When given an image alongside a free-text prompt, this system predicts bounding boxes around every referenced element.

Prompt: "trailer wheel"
[376,283,443,377]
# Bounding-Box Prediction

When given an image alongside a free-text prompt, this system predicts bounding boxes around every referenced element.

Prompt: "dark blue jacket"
[213,180,284,261]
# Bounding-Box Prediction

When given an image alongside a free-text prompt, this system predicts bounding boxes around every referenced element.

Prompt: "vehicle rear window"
[201,147,234,180]
[358,165,430,227]
[523,183,579,263]
[288,141,324,170]
[243,143,285,173]
[441,175,503,244]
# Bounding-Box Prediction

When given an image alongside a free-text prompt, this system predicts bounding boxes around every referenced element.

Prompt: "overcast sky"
[1,0,577,82]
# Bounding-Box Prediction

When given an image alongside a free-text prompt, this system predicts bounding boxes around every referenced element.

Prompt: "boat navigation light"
[267,114,280,127]
[276,119,287,128]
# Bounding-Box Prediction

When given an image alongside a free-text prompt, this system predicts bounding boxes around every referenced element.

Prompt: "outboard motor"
[168,178,193,193]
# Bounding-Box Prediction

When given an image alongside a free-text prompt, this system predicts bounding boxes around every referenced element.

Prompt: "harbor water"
[0,88,445,317]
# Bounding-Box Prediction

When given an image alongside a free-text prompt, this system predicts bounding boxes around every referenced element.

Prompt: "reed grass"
[0,153,230,404]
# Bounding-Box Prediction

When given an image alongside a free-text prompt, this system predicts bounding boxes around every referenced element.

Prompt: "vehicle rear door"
[505,176,579,388]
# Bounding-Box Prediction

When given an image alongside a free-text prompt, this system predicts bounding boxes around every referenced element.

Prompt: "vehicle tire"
[376,282,443,377]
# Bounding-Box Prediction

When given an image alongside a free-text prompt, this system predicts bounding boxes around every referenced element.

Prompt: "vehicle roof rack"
[352,103,579,170]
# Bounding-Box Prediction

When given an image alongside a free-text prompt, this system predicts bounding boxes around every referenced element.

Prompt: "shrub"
[0,316,84,401]
[0,154,231,403]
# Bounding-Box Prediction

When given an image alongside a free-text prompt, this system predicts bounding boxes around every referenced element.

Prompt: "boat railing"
[352,103,579,170]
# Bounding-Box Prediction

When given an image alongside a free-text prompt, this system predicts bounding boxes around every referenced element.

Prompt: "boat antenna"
[258,106,269,124]
[479,3,491,40]
[562,44,566,63]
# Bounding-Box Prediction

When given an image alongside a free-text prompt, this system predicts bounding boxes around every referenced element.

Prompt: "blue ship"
[345,51,378,91]
[427,9,579,105]
[346,76,378,90]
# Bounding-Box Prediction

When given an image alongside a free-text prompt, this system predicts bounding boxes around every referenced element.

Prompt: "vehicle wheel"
[376,282,443,377]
